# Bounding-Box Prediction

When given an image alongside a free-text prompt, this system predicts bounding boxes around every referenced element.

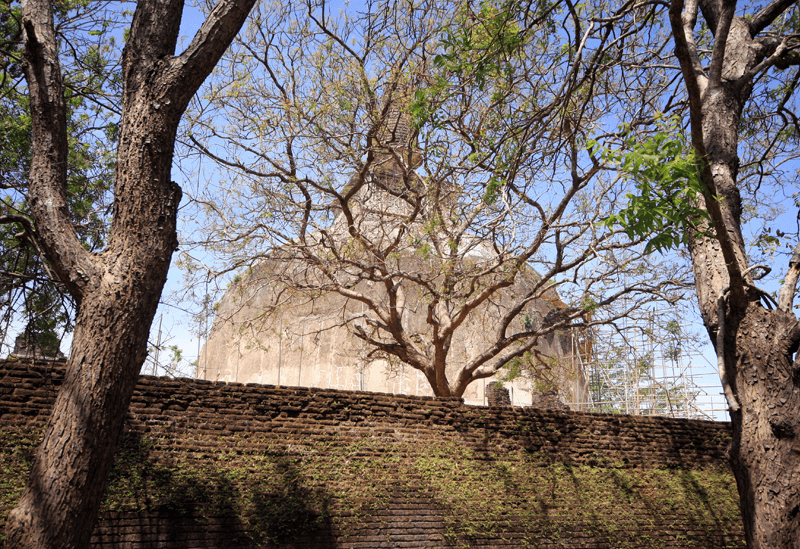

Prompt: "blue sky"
[42,0,800,421]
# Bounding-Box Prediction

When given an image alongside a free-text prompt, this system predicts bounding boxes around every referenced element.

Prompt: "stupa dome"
[196,89,590,408]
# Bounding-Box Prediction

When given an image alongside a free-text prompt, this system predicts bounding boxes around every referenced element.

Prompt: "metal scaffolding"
[566,305,729,421]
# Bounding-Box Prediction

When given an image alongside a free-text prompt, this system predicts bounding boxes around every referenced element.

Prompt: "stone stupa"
[197,90,590,408]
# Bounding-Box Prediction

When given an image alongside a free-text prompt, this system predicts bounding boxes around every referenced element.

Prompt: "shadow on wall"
[0,362,744,548]
[427,412,744,548]
[97,429,335,548]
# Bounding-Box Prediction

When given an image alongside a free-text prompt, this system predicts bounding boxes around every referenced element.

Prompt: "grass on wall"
[1,426,743,548]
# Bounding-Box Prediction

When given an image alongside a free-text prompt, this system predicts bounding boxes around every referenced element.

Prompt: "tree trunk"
[4,2,256,547]
[727,304,800,548]
[693,65,800,549]
[670,1,800,545]
[691,79,800,549]
[3,242,177,548]
[4,65,184,549]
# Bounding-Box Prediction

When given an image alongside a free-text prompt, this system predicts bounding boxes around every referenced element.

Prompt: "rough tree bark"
[3,1,256,548]
[670,0,800,546]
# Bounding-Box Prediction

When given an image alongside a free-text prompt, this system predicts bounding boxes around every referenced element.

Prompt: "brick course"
[0,360,744,548]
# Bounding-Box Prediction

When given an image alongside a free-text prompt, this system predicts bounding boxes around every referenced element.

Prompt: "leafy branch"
[594,117,713,254]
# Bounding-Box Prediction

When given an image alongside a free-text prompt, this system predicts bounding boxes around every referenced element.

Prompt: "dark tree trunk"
[4,2,256,548]
[728,305,800,547]
[3,287,175,548]
[670,0,800,546]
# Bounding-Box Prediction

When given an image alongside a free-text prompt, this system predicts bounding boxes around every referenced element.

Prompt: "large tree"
[4,1,256,548]
[181,0,693,399]
[665,0,800,545]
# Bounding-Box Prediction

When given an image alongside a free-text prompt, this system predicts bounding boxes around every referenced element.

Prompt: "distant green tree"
[0,0,117,355]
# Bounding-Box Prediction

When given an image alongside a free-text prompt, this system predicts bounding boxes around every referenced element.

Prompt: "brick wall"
[0,360,744,548]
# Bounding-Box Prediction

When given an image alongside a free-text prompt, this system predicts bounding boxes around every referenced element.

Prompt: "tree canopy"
[180,0,697,398]
[178,0,800,543]
[6,0,800,545]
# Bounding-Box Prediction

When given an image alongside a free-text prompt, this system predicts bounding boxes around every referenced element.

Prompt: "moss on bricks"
[0,361,744,548]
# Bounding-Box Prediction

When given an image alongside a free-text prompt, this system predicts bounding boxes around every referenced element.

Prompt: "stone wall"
[0,360,744,548]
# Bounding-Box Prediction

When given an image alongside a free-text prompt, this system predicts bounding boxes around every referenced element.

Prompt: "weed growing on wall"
[411,441,742,548]
[0,386,744,549]
[1,425,744,547]
[0,427,41,542]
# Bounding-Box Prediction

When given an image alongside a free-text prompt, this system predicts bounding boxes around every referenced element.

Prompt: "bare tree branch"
[707,0,736,88]
[169,0,258,107]
[749,0,797,36]
[21,0,97,300]
[778,242,800,312]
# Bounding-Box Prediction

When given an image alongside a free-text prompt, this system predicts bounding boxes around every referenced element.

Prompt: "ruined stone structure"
[197,259,587,407]
[485,383,512,406]
[197,94,590,408]
[8,325,66,361]
[0,361,745,548]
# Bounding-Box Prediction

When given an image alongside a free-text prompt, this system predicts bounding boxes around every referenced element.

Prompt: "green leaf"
[600,116,713,254]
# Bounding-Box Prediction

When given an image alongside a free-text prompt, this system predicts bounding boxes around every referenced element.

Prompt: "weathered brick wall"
[0,360,744,548]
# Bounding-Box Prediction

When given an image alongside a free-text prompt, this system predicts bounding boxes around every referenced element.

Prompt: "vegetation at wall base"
[0,364,745,548]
